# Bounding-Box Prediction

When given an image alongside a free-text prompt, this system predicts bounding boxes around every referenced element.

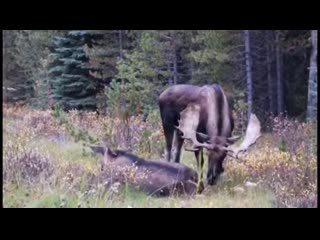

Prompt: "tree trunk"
[119,30,123,59]
[165,39,173,85]
[172,33,178,85]
[275,30,284,114]
[307,30,318,121]
[48,81,54,108]
[243,30,253,119]
[167,56,173,85]
[118,30,124,85]
[3,61,8,102]
[266,30,275,114]
[190,61,194,82]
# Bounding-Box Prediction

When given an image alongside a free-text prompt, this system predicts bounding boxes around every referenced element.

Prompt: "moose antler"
[175,101,261,157]
[175,104,217,151]
[222,113,261,159]
[176,103,261,158]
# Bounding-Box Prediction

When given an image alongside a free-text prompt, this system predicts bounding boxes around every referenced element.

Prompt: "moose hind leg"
[160,105,176,162]
[163,124,174,162]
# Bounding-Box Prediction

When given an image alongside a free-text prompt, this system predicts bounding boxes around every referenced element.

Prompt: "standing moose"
[159,84,261,186]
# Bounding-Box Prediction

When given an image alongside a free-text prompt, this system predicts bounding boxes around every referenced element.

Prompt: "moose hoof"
[207,175,218,186]
[197,181,205,194]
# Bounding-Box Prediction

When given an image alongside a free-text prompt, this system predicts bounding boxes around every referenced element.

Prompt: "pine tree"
[189,30,237,87]
[3,30,24,102]
[48,30,103,111]
[2,30,62,106]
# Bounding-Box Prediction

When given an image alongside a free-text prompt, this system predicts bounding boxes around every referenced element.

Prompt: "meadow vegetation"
[3,104,317,208]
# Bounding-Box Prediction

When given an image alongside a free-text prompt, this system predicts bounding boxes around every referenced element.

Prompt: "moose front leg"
[207,159,216,186]
[195,148,205,193]
[195,149,204,178]
[171,130,184,163]
[207,152,226,185]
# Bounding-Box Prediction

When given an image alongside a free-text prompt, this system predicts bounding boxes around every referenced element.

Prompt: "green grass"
[3,181,273,208]
[3,117,275,208]
[28,137,100,168]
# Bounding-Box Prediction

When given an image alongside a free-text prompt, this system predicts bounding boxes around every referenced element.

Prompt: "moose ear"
[90,145,106,156]
[106,147,118,158]
[227,135,241,144]
[196,132,210,141]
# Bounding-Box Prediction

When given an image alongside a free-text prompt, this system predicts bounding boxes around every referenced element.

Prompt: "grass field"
[3,105,317,208]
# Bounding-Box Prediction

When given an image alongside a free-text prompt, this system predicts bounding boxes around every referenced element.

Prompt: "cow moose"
[158,84,261,186]
[90,145,203,197]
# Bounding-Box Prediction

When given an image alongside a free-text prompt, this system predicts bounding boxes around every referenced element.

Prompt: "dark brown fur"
[158,84,234,185]
[90,146,203,197]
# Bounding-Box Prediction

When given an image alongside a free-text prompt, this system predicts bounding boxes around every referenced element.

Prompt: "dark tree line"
[3,30,317,125]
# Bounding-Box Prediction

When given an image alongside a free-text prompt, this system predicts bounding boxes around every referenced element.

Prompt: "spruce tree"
[48,30,103,111]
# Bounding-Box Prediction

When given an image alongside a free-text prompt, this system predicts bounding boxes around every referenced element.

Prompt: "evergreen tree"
[3,30,25,102]
[4,30,315,124]
[189,30,238,88]
[48,30,103,111]
[3,30,62,106]
[83,30,140,113]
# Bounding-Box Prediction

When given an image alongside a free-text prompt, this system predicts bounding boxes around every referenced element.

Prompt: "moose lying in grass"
[90,145,204,197]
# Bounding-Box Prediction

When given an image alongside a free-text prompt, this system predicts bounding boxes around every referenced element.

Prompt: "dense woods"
[3,30,317,124]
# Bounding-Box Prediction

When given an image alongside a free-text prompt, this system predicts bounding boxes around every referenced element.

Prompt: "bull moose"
[90,145,203,197]
[159,84,261,185]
